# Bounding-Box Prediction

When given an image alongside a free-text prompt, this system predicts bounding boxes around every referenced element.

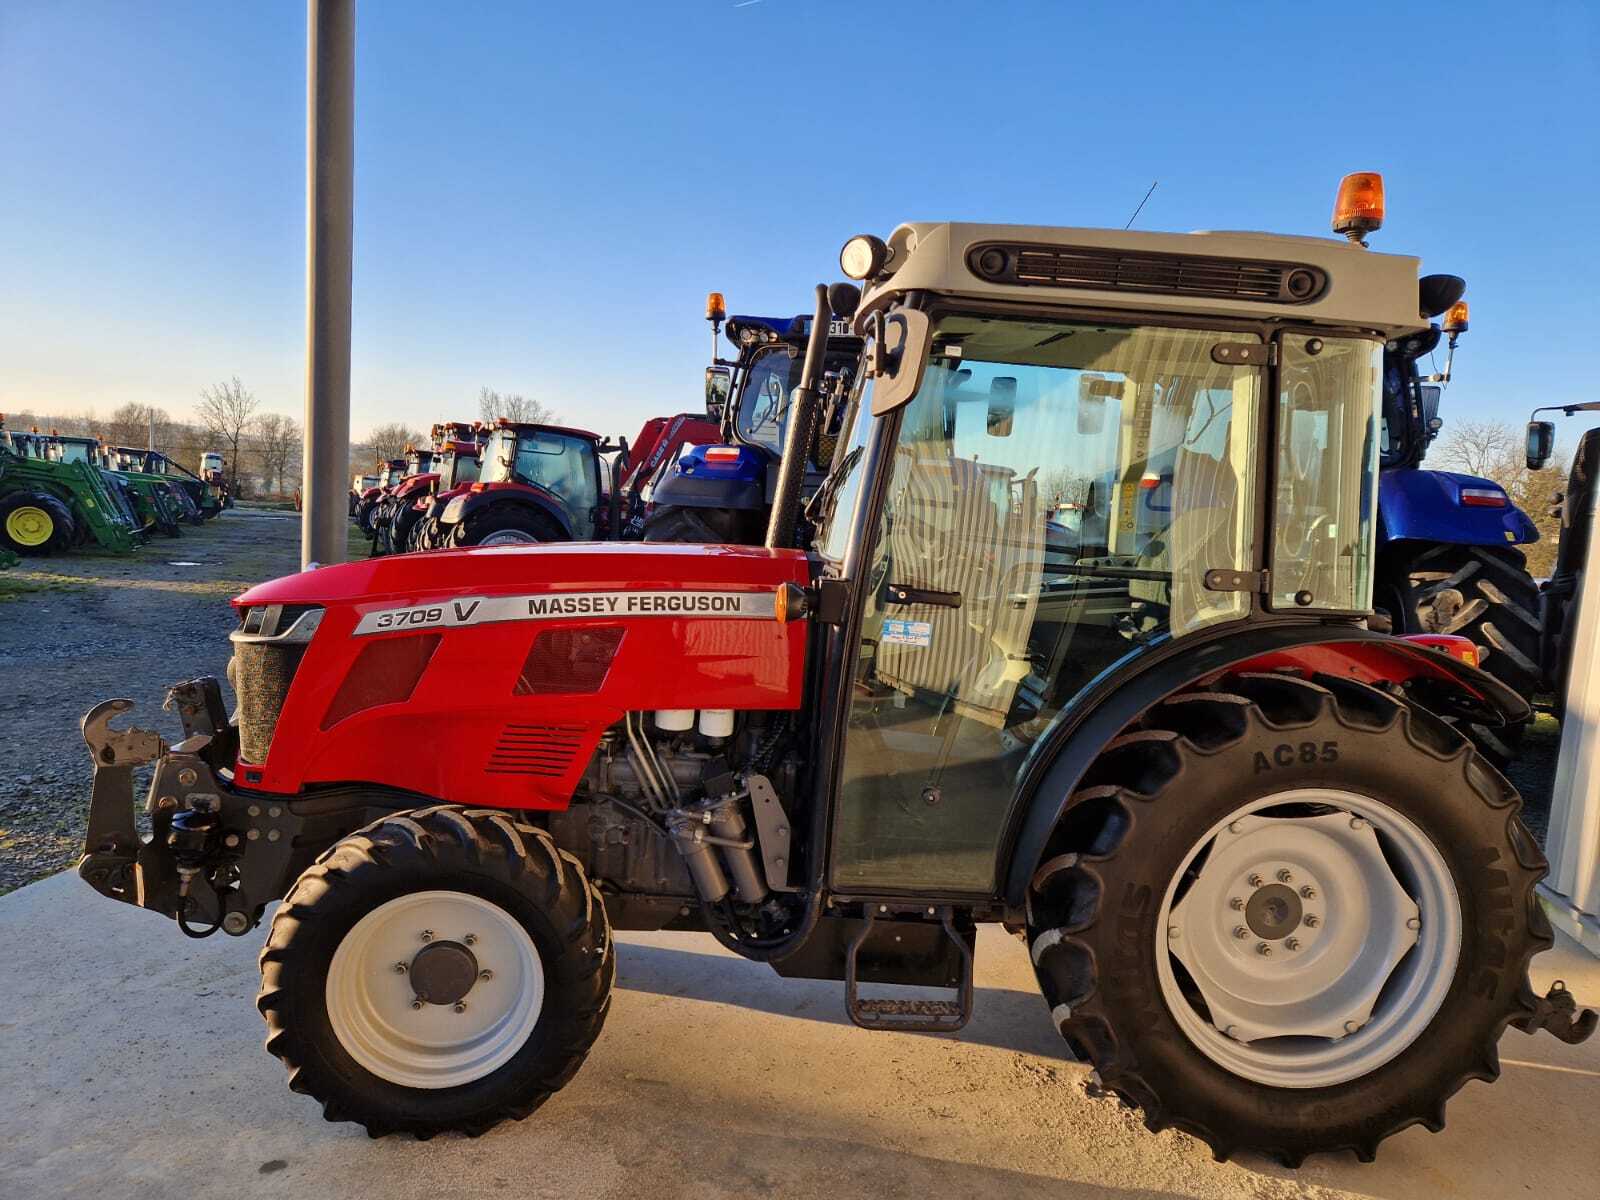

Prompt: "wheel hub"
[408,940,479,1006]
[1243,883,1303,941]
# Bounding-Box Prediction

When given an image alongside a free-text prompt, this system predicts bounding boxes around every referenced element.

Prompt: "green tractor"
[111,446,225,521]
[0,420,140,555]
[43,435,187,538]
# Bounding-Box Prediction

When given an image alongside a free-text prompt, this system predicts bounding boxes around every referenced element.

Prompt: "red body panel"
[392,472,438,501]
[1231,635,1489,698]
[233,543,810,807]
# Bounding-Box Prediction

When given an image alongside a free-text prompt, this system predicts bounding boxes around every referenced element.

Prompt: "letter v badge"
[452,599,481,625]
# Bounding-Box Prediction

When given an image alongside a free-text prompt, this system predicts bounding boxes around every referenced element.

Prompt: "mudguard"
[439,483,575,538]
[1378,467,1538,547]
[650,444,768,511]
[1000,624,1530,909]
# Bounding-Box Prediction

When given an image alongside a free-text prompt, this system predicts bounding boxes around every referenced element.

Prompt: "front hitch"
[77,681,302,937]
[1513,979,1598,1045]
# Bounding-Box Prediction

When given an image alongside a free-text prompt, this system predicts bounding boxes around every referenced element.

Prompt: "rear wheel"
[356,498,379,536]
[456,505,565,547]
[0,492,75,555]
[1027,671,1551,1164]
[641,504,762,545]
[258,805,614,1138]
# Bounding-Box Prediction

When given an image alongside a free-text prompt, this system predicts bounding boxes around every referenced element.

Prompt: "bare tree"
[367,422,424,464]
[477,387,556,426]
[104,402,175,452]
[1434,419,1569,577]
[253,412,303,497]
[196,376,260,493]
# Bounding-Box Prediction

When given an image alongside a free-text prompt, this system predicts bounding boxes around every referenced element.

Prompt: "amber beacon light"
[1332,172,1385,243]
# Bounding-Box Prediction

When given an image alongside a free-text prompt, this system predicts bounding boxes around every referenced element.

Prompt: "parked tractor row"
[0,415,229,557]
[70,174,1594,1166]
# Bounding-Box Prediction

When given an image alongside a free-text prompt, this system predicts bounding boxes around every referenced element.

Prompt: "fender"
[650,444,768,511]
[1000,623,1530,909]
[440,483,575,538]
[391,472,438,502]
[1378,467,1538,548]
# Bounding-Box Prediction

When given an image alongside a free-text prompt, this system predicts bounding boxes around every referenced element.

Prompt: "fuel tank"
[229,542,810,807]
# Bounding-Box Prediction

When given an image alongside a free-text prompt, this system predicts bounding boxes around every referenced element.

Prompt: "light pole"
[301,0,355,567]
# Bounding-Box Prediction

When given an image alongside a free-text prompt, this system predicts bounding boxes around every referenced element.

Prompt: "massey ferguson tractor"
[431,419,619,547]
[71,181,1592,1165]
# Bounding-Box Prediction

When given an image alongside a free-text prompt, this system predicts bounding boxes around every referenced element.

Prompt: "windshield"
[438,451,481,490]
[735,344,860,456]
[56,440,92,464]
[482,429,599,536]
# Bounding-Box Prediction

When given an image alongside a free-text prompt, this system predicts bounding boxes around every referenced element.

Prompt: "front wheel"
[258,806,614,1137]
[1028,671,1551,1164]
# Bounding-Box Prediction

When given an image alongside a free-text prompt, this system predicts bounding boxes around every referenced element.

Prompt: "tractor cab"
[433,420,609,546]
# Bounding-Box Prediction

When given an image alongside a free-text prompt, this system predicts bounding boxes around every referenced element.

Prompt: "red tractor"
[372,425,486,555]
[433,419,620,547]
[352,458,408,537]
[70,195,1591,1164]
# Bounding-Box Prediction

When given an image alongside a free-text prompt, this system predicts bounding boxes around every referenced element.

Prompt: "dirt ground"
[0,510,364,893]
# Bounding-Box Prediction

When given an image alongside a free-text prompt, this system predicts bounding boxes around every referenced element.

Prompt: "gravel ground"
[0,516,1560,893]
[0,510,364,894]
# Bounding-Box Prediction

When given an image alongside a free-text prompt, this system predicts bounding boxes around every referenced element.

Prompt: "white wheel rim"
[478,528,540,546]
[326,890,545,1089]
[1156,789,1460,1088]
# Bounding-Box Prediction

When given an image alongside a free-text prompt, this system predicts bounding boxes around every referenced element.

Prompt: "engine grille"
[486,723,587,778]
[966,243,1327,305]
[234,642,305,764]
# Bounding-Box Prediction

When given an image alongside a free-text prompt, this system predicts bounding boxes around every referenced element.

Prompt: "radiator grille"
[234,643,305,764]
[967,243,1326,305]
[486,723,587,777]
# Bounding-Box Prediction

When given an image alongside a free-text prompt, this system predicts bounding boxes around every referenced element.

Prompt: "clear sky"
[2,1,1595,446]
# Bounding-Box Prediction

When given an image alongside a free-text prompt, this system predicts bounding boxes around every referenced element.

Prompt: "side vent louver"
[486,723,586,778]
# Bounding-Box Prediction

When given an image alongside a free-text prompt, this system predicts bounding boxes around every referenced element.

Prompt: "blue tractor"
[1372,294,1544,757]
[638,287,862,544]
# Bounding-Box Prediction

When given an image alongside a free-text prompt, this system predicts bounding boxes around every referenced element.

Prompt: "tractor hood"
[227,542,812,801]
[237,541,808,610]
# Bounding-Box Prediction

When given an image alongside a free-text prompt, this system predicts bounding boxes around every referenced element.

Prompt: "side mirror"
[987,377,1016,436]
[705,366,732,417]
[869,308,932,416]
[1527,420,1556,470]
[1077,375,1118,436]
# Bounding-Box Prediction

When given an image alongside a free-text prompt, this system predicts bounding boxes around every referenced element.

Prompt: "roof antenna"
[1124,180,1158,230]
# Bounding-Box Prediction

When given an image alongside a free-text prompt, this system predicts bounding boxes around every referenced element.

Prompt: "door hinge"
[1210,342,1275,366]
[1203,568,1269,593]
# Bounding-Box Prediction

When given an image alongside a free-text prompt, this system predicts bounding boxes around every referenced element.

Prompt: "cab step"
[844,905,974,1032]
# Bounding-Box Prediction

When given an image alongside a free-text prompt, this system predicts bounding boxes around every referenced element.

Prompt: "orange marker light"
[1332,172,1385,240]
[706,291,727,322]
[1443,300,1469,334]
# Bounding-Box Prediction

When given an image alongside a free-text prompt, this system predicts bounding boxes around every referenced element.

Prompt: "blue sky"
[2,1,1595,446]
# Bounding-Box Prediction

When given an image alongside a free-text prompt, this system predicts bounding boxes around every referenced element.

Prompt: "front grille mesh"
[968,243,1326,304]
[234,642,305,763]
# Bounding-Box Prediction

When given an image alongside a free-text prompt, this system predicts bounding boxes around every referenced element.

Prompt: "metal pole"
[300,0,355,568]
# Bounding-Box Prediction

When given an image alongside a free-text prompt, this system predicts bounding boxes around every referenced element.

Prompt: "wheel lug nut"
[1285,937,1300,951]
[1227,821,1243,834]
[1406,916,1422,931]
[1276,869,1293,883]
[1256,942,1272,957]
[393,962,408,974]
[1233,926,1249,940]
[1344,1020,1360,1034]
[1300,886,1316,899]
[1350,817,1367,831]
[1303,914,1320,927]
[411,999,423,1010]
[479,969,493,981]
[1167,926,1180,940]
[1223,1025,1239,1039]
[1229,897,1245,911]
[420,930,434,942]
[464,933,478,945]
[453,1002,467,1013]
[1247,874,1264,888]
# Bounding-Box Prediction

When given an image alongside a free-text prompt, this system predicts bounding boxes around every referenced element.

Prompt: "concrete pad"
[1,870,1596,1200]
